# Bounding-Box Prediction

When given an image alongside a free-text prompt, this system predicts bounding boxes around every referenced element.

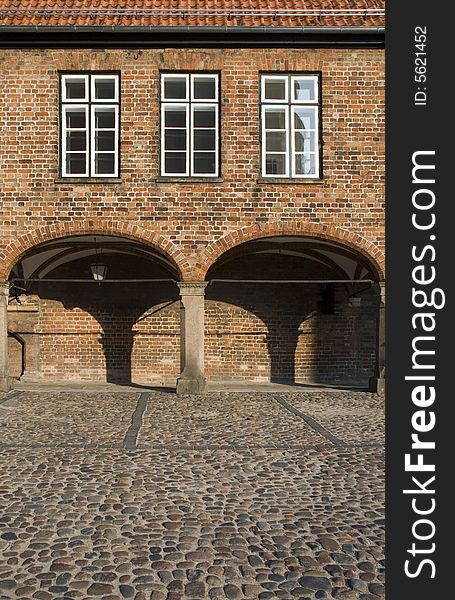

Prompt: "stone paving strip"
[138,393,328,449]
[0,392,139,447]
[272,396,347,447]
[281,393,385,446]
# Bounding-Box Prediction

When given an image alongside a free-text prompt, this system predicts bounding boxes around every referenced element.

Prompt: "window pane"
[165,152,187,174]
[65,78,86,100]
[95,131,115,151]
[266,131,286,152]
[264,79,286,100]
[193,77,216,100]
[264,109,285,130]
[293,78,317,102]
[95,108,116,129]
[94,78,116,100]
[194,130,216,151]
[65,109,86,129]
[265,154,286,175]
[66,153,87,175]
[66,131,86,151]
[294,108,316,130]
[193,107,215,128]
[165,129,187,151]
[295,154,317,176]
[193,152,216,174]
[95,153,115,175]
[164,77,187,100]
[164,107,187,128]
[295,131,316,153]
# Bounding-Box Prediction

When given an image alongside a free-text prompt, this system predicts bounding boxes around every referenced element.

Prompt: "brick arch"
[0,221,191,281]
[196,222,385,281]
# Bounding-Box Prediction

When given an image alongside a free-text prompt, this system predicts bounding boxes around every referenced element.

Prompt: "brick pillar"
[176,282,208,394]
[0,283,12,392]
[369,281,385,395]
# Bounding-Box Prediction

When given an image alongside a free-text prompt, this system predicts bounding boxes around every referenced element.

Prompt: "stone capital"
[0,282,10,299]
[178,282,208,297]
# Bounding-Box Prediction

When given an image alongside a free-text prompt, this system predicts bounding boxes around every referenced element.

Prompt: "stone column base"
[369,377,385,395]
[0,377,13,392]
[19,373,42,384]
[176,376,207,395]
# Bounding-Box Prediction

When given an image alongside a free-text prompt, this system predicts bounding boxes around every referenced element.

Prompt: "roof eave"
[0,25,385,48]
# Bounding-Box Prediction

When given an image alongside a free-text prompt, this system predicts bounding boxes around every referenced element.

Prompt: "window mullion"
[285,104,290,178]
[189,101,194,177]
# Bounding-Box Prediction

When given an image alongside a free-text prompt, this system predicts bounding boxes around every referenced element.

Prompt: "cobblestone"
[0,390,384,599]
[139,392,328,448]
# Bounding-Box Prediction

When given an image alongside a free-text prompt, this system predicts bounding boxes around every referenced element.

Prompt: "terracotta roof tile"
[0,1,385,28]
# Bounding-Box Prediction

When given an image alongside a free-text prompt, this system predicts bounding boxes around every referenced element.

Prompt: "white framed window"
[161,73,219,177]
[61,73,120,177]
[261,74,321,179]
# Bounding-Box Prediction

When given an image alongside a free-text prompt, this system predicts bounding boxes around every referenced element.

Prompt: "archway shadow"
[206,252,377,386]
[25,253,179,384]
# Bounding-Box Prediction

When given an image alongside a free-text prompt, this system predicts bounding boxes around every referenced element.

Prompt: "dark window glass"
[193,77,216,99]
[265,154,286,175]
[194,152,216,174]
[194,130,215,151]
[66,153,86,174]
[165,130,187,151]
[65,79,86,99]
[95,153,115,175]
[264,110,286,130]
[265,80,286,100]
[95,131,115,152]
[66,109,86,129]
[164,108,186,128]
[266,131,286,152]
[193,107,215,128]
[164,78,187,99]
[165,152,187,174]
[95,79,116,100]
[66,131,86,151]
[95,109,115,129]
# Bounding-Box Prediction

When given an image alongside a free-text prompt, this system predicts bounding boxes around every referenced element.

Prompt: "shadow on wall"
[205,253,376,385]
[25,254,180,384]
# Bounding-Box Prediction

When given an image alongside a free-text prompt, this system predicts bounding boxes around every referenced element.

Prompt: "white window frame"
[261,74,321,179]
[60,73,119,178]
[61,74,89,102]
[161,73,190,102]
[160,73,219,177]
[161,103,190,177]
[61,104,89,178]
[261,105,290,178]
[90,75,120,103]
[261,75,289,103]
[90,105,119,178]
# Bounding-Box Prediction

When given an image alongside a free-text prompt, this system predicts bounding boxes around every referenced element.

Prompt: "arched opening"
[205,235,380,387]
[7,235,181,386]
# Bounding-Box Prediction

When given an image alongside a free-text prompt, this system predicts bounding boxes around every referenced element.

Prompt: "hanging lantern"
[90,263,108,281]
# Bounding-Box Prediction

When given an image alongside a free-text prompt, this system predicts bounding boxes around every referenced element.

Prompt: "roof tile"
[0,1,385,28]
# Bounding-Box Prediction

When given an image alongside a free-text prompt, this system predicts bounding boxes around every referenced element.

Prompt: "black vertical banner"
[387,1,453,599]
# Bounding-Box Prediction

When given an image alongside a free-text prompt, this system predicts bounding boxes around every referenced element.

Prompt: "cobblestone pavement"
[0,390,384,600]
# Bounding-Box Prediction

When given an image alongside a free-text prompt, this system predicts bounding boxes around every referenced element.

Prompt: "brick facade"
[0,46,384,387]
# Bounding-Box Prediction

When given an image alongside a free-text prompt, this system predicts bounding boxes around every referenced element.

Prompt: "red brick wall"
[1,46,384,384]
[0,47,384,267]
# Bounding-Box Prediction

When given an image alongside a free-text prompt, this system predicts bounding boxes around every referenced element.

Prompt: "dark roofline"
[0,26,385,48]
